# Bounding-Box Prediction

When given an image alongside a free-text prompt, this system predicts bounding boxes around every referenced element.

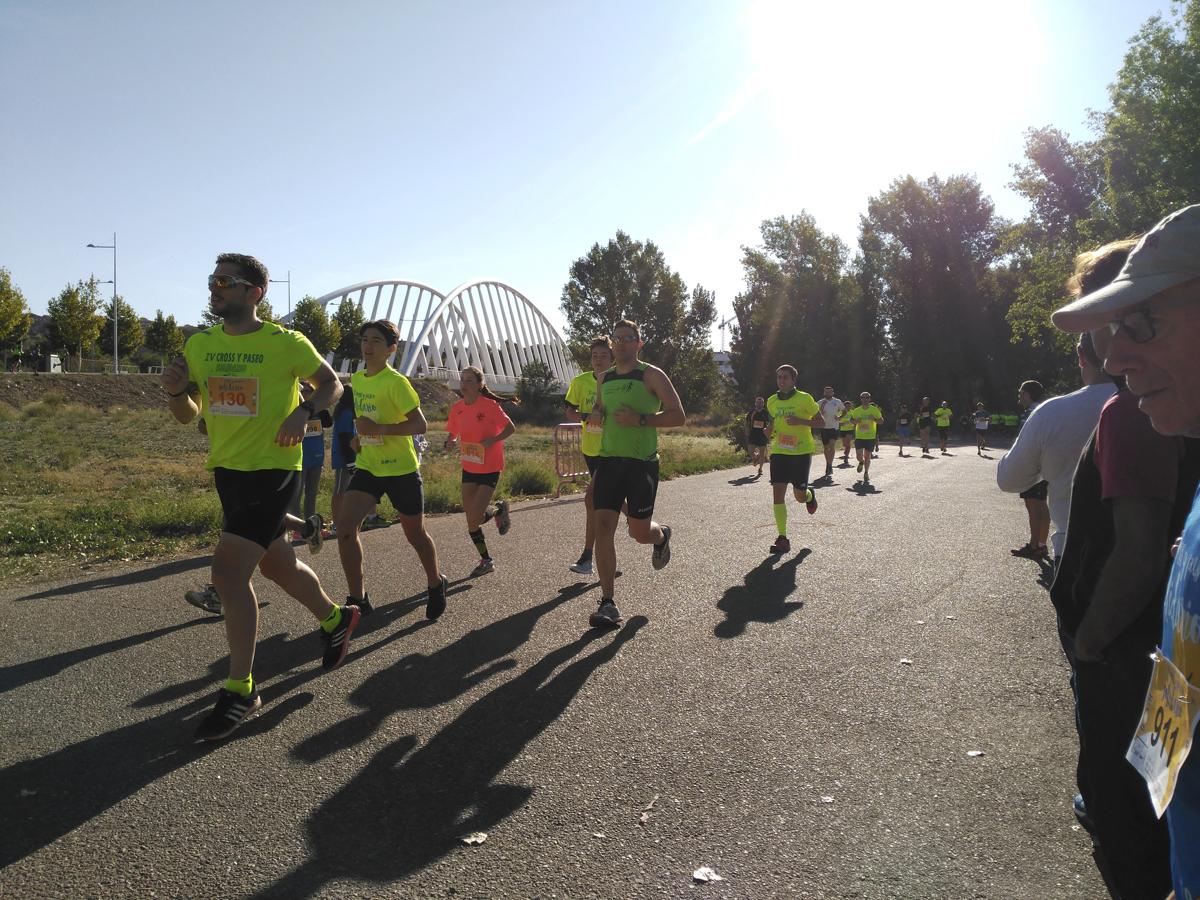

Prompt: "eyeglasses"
[1109,309,1157,344]
[611,334,639,344]
[208,274,255,291]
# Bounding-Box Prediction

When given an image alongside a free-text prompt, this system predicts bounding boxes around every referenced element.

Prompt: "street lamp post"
[86,232,118,374]
[269,270,291,316]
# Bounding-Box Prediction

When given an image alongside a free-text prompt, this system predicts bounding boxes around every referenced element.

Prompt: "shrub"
[499,459,556,497]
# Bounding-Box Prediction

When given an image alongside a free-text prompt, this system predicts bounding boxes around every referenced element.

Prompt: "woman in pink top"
[443,366,517,576]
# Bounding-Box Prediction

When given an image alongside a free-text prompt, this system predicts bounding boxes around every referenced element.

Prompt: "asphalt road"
[0,443,1106,899]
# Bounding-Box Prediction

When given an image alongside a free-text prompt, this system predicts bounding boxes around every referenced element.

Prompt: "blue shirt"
[331,406,355,470]
[1162,485,1200,896]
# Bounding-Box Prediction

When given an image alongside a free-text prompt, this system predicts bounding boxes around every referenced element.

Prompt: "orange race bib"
[777,433,797,449]
[461,441,486,465]
[207,376,259,417]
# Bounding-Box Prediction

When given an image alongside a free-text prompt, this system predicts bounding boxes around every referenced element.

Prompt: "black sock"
[470,528,490,558]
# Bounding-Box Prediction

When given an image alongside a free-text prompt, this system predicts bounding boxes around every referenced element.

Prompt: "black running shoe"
[494,500,511,535]
[194,688,262,743]
[348,593,373,617]
[589,598,623,628]
[321,604,361,670]
[652,524,672,570]
[426,575,448,620]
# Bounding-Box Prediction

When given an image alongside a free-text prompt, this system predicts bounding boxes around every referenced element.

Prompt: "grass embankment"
[0,396,742,581]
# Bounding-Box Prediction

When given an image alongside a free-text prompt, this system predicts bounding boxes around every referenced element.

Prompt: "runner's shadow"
[728,475,761,486]
[0,679,314,868]
[13,555,216,602]
[0,619,208,696]
[256,618,647,897]
[847,484,884,495]
[294,582,598,762]
[714,552,810,638]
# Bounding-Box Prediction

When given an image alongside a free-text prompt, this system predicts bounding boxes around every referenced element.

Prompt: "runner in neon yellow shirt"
[563,336,614,575]
[334,319,448,621]
[934,401,954,453]
[849,391,884,487]
[162,252,357,742]
[764,364,823,554]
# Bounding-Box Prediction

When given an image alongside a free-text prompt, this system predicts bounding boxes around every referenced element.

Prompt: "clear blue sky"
[0,0,1169,345]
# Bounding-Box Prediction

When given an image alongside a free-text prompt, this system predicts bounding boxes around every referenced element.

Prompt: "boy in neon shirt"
[334,319,448,620]
[934,401,954,453]
[563,336,614,574]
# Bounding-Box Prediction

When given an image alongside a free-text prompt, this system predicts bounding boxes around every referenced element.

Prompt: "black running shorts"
[332,466,356,495]
[855,438,876,451]
[1020,480,1049,501]
[593,456,659,519]
[583,453,600,476]
[347,468,424,517]
[821,428,840,445]
[769,452,812,488]
[461,469,501,488]
[213,467,300,550]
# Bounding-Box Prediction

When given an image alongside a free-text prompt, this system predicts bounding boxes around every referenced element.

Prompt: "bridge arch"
[308,278,578,390]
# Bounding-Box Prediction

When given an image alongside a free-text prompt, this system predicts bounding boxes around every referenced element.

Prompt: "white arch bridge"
[304,279,577,391]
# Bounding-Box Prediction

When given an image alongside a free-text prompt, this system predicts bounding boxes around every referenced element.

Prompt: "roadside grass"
[0,410,743,581]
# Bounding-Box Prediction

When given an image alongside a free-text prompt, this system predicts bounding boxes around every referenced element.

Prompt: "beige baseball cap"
[1052,204,1200,333]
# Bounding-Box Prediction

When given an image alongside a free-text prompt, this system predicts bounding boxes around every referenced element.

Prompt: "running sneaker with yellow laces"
[805,488,818,515]
[193,687,262,743]
[321,604,361,670]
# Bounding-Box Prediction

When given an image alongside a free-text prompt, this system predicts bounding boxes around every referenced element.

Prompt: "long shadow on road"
[714,551,810,638]
[0,583,464,868]
[257,616,647,898]
[13,555,215,602]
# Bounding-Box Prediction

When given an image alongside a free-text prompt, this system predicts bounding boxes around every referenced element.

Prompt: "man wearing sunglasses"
[161,253,357,743]
[1052,205,1200,900]
[585,319,685,628]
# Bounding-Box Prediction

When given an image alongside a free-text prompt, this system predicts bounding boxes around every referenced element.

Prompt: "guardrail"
[553,422,588,498]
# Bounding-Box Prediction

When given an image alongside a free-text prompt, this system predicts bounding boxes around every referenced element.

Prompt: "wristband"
[166,387,190,398]
[299,400,315,415]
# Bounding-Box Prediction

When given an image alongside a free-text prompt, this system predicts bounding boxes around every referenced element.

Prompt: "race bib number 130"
[1126,649,1200,817]
[208,377,259,417]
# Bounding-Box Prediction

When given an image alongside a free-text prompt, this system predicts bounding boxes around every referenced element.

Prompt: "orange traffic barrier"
[553,423,589,498]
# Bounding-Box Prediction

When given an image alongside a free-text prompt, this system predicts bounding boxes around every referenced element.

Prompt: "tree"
[1097,0,1200,235]
[332,297,365,364]
[560,231,717,412]
[291,296,340,356]
[97,295,143,360]
[728,213,867,403]
[515,358,561,423]
[0,268,33,369]
[857,174,1012,408]
[144,309,185,365]
[47,277,104,372]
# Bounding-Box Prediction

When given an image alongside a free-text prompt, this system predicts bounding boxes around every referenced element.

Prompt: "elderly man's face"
[1105,279,1200,435]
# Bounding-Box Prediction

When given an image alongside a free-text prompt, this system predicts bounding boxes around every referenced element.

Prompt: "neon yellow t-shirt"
[183,322,324,472]
[851,404,883,439]
[351,367,421,476]
[565,371,602,457]
[839,405,856,432]
[934,407,953,427]
[767,390,819,455]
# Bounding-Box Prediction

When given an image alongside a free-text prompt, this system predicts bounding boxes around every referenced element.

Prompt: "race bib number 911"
[1126,650,1200,817]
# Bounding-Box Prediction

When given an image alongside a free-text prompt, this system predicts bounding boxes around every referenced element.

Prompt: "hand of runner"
[161,356,190,396]
[276,407,308,447]
[613,406,643,427]
[355,416,382,436]
[350,435,361,453]
[785,415,804,426]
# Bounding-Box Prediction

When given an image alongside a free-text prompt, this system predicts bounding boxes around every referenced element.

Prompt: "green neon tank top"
[599,363,661,460]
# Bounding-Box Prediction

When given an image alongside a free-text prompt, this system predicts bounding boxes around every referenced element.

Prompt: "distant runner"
[746,395,771,479]
[765,365,822,554]
[850,392,884,487]
[934,401,953,454]
[817,386,846,480]
[895,402,912,457]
